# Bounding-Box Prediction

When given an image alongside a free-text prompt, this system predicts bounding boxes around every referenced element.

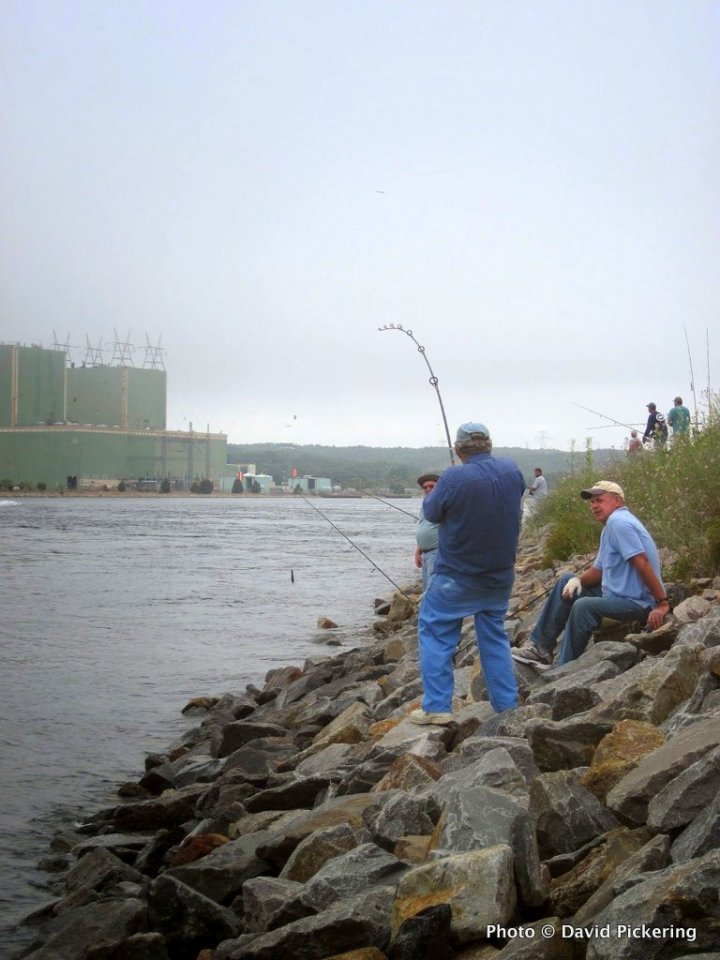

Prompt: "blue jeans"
[421,548,438,591]
[418,573,518,713]
[531,572,648,666]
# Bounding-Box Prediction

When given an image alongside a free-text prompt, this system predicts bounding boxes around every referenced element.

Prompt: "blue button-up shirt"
[423,452,525,590]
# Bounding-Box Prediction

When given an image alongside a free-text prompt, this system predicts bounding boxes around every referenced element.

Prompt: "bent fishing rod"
[378,324,455,467]
[295,490,418,605]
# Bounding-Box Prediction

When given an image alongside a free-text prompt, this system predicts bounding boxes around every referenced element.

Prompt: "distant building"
[0,342,227,488]
[291,475,332,493]
[243,473,274,493]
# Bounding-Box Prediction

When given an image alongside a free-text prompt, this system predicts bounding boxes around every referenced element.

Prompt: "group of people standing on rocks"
[630,396,691,452]
[411,420,668,725]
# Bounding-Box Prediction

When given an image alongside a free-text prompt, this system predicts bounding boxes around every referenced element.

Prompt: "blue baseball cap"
[456,422,490,441]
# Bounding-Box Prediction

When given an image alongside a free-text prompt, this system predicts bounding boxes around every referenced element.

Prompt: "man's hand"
[646,601,669,631]
[414,547,423,569]
[562,576,582,600]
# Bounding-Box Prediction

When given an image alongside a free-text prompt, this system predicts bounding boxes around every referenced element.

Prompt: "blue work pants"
[531,573,648,666]
[418,573,518,713]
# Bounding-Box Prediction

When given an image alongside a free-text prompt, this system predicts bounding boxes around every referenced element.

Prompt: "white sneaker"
[511,645,553,670]
[409,708,454,726]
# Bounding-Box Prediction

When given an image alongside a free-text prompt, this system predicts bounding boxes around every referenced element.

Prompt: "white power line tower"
[52,329,76,363]
[143,333,165,369]
[111,328,135,366]
[83,335,105,367]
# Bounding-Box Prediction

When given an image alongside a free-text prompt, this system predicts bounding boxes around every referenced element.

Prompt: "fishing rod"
[295,490,418,605]
[572,402,637,433]
[378,324,456,466]
[682,323,699,430]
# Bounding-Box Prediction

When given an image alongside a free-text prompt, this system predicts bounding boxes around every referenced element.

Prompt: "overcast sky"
[2,1,718,451]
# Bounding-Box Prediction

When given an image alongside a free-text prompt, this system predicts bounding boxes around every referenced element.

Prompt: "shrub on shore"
[533,406,720,578]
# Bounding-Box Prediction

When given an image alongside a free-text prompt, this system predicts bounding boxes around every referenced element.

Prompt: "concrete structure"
[0,342,226,488]
[0,344,66,426]
[291,475,332,493]
[243,473,274,493]
[66,365,166,429]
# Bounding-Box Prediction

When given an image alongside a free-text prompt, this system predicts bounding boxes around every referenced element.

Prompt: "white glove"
[562,576,582,600]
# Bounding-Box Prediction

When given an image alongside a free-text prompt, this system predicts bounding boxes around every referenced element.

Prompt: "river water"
[0,495,417,955]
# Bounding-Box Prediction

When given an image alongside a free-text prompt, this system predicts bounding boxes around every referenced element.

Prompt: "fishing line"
[334,478,419,519]
[572,402,637,432]
[296,491,418,605]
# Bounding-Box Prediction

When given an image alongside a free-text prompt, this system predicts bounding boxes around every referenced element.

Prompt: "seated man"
[512,481,668,669]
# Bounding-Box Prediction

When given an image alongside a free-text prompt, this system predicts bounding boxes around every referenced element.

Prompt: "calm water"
[0,495,416,954]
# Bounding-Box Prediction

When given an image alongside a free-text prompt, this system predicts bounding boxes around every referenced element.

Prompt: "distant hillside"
[227,443,618,491]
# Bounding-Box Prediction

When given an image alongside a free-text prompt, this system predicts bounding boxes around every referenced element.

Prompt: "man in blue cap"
[410,422,525,724]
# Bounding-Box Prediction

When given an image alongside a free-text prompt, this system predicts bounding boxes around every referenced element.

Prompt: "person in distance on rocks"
[512,481,668,670]
[415,472,440,591]
[410,422,525,725]
[667,395,691,439]
[642,402,668,447]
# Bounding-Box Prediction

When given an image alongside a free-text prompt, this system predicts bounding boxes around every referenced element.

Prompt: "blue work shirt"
[596,506,664,609]
[423,452,525,590]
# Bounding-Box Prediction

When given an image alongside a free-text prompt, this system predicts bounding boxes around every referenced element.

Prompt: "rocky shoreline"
[17,533,720,960]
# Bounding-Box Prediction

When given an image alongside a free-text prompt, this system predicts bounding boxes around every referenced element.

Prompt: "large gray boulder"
[147,874,241,952]
[432,784,545,907]
[526,715,614,772]
[442,735,539,784]
[431,747,529,802]
[589,643,705,727]
[392,846,517,945]
[279,822,358,883]
[163,830,273,903]
[573,834,670,924]
[526,660,620,720]
[606,715,720,825]
[670,789,720,863]
[240,876,306,933]
[299,843,409,911]
[646,744,720,831]
[365,791,439,849]
[529,771,620,860]
[214,886,393,960]
[584,848,720,959]
[22,899,149,960]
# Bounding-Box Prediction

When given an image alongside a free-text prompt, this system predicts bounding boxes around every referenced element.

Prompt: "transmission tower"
[143,333,165,369]
[83,335,105,367]
[52,330,76,363]
[111,328,135,366]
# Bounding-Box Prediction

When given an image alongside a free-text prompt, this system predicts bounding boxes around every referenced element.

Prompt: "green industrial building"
[0,343,227,489]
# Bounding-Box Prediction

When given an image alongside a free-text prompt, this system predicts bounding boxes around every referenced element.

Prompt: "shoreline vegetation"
[14,413,720,958]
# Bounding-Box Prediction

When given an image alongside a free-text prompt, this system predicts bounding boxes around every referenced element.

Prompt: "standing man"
[642,403,668,447]
[667,396,691,439]
[415,472,440,591]
[529,467,548,500]
[512,481,668,669]
[411,422,525,724]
